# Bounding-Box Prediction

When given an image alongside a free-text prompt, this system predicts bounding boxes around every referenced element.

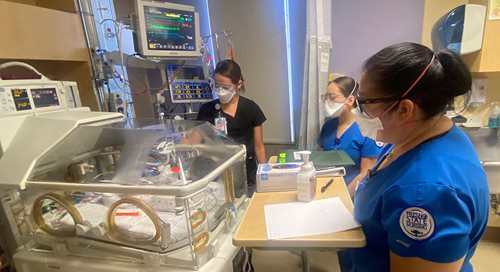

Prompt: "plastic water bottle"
[488,102,500,128]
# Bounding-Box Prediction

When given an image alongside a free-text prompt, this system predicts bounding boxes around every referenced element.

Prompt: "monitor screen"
[31,88,60,108]
[168,64,206,82]
[136,1,200,58]
[143,5,196,52]
[167,64,213,103]
[11,88,32,111]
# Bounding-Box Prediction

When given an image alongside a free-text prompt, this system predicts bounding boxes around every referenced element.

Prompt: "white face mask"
[323,101,344,118]
[352,107,383,141]
[215,87,236,104]
[323,82,357,118]
[349,55,436,141]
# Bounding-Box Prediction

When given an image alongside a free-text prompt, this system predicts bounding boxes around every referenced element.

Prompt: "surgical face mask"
[215,87,236,104]
[352,107,383,140]
[322,81,358,118]
[352,55,436,140]
[323,101,344,118]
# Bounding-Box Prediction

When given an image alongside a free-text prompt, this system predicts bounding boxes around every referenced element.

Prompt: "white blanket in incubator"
[41,181,226,249]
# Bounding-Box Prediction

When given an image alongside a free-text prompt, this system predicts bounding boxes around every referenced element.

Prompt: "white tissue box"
[256,163,302,192]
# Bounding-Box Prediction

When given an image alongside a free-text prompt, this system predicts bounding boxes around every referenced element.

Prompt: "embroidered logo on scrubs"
[399,207,435,240]
[375,141,384,147]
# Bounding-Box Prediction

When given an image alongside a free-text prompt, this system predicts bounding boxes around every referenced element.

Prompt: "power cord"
[241,247,255,272]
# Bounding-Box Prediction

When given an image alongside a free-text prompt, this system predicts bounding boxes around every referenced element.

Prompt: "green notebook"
[278,149,355,169]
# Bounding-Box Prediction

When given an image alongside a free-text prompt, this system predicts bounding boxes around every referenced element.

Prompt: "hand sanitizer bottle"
[296,151,317,202]
[488,102,500,128]
[489,102,500,128]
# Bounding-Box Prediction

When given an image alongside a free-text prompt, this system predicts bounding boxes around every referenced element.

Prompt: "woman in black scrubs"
[197,60,267,196]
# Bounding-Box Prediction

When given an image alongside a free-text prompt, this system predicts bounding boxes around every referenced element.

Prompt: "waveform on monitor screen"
[150,25,180,31]
[148,32,186,39]
[147,15,188,23]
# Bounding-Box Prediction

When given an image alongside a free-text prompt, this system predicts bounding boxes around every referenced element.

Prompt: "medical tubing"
[32,193,84,237]
[104,197,162,245]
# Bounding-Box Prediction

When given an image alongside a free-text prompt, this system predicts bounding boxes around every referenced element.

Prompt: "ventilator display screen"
[143,6,196,51]
[31,88,60,108]
[11,88,32,111]
[168,64,206,82]
[167,64,213,103]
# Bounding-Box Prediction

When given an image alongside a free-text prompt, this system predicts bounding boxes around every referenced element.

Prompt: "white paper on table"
[264,197,360,240]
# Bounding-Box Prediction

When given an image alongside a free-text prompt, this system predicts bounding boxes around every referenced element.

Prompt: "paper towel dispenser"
[431,4,486,55]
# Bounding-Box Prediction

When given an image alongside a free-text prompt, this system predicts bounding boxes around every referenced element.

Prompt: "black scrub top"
[196,96,266,158]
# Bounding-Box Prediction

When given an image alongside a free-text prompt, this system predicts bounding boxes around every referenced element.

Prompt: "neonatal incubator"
[0,63,248,272]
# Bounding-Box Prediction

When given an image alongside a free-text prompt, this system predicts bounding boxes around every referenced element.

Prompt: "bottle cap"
[296,150,311,164]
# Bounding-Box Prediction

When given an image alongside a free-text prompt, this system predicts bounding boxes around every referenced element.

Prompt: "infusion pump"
[0,61,124,172]
[0,63,82,116]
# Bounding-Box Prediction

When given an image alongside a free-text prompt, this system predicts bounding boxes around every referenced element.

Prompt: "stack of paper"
[264,197,359,240]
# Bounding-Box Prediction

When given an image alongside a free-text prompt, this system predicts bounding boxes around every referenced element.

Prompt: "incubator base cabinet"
[0,65,249,272]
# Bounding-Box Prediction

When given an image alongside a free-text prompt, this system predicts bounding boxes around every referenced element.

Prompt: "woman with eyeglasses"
[344,42,489,272]
[318,76,383,197]
[197,60,267,196]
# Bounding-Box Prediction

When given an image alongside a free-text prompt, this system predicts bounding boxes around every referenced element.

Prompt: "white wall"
[207,0,299,144]
[330,0,425,80]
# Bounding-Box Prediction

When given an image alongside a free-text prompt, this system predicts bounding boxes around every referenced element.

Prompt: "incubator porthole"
[32,193,83,237]
[104,197,162,246]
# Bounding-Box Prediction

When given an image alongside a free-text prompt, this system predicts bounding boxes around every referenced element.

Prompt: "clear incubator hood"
[0,118,248,271]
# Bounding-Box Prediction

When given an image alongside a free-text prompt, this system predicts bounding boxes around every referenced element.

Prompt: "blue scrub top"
[347,125,489,272]
[318,118,382,184]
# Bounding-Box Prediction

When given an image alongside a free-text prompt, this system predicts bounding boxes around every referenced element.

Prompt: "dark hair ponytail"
[363,42,472,118]
[435,49,472,98]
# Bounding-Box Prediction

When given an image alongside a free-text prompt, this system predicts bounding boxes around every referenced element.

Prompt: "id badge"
[214,117,227,134]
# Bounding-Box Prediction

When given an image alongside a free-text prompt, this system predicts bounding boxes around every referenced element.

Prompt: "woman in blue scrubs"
[346,42,489,272]
[318,76,382,196]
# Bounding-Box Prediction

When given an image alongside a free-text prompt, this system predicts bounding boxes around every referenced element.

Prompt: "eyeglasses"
[214,84,235,91]
[320,93,342,102]
[355,93,401,117]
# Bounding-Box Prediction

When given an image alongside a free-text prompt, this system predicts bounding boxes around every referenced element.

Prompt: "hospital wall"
[206,0,305,145]
[328,0,500,107]
[329,0,425,81]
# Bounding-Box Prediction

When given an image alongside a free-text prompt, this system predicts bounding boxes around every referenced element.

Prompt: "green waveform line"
[146,15,187,22]
[147,15,179,20]
[150,25,180,31]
